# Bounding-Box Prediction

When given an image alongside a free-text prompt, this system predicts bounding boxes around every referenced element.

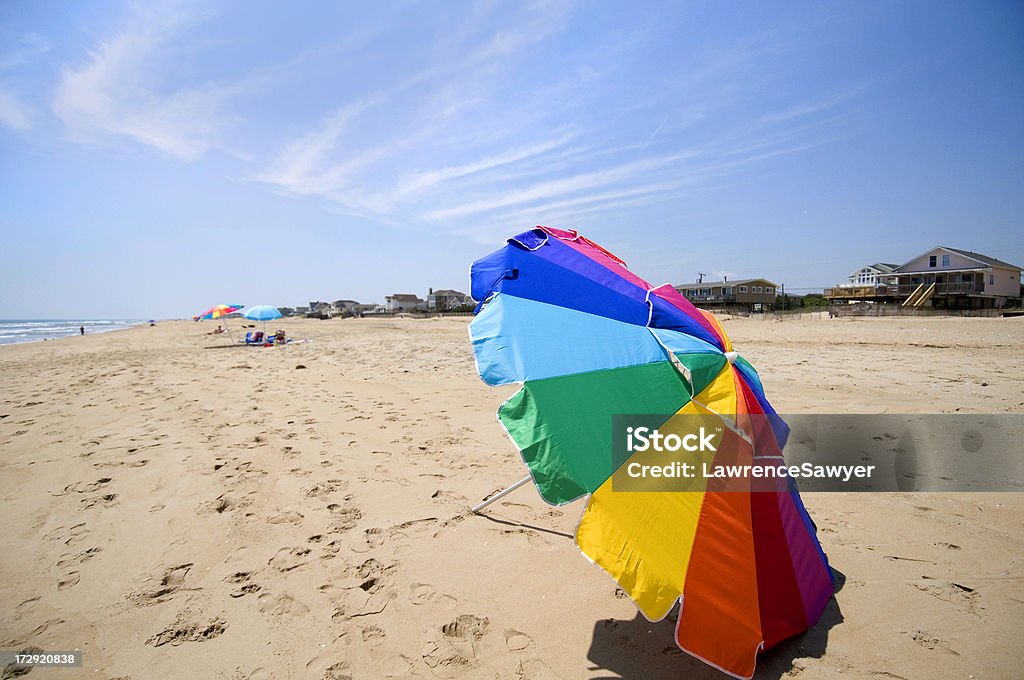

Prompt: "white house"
[846,263,898,286]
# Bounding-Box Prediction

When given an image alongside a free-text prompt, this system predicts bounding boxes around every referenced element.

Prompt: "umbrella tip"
[724,351,739,364]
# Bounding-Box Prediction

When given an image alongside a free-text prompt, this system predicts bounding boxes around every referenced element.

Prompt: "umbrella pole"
[224,317,237,344]
[471,475,532,514]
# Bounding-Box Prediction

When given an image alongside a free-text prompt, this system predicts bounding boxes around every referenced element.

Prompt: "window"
[989,274,994,285]
[942,254,950,266]
[962,274,973,283]
[929,256,937,267]
[766,287,775,294]
[723,287,733,295]
[755,286,763,293]
[739,286,748,293]
[699,288,711,296]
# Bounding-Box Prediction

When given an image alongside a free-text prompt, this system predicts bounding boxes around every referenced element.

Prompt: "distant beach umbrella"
[241,305,282,322]
[242,305,283,343]
[198,304,244,320]
[467,227,833,678]
[197,304,243,341]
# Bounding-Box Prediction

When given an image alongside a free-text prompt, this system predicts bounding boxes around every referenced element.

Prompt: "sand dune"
[1,316,1021,679]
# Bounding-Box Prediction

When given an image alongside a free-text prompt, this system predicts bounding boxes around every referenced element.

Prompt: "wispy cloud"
[755,82,874,126]
[51,4,230,160]
[0,33,50,130]
[0,90,33,130]
[251,97,386,198]
[425,152,695,221]
[41,0,875,246]
[399,135,576,195]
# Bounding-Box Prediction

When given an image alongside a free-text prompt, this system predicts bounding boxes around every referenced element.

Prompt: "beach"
[1,315,1021,679]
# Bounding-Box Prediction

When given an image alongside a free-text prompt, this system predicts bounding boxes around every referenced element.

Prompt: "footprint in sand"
[355,517,440,554]
[499,527,550,547]
[53,477,112,496]
[267,510,304,525]
[441,614,489,641]
[504,629,535,652]
[516,658,561,680]
[256,592,310,618]
[45,522,89,546]
[422,614,491,677]
[381,655,413,678]
[268,547,311,572]
[146,617,227,647]
[128,563,193,605]
[199,493,253,515]
[81,493,118,509]
[56,547,102,568]
[304,479,347,498]
[348,558,394,594]
[15,597,40,620]
[430,490,467,505]
[361,625,386,645]
[408,583,457,609]
[4,618,65,648]
[304,656,351,680]
[908,628,960,655]
[225,571,262,598]
[327,503,362,532]
[57,571,80,590]
[318,538,345,561]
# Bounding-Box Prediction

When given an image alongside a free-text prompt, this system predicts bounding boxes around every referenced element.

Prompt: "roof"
[675,278,779,288]
[430,289,466,296]
[941,247,1023,271]
[387,294,423,301]
[872,263,898,272]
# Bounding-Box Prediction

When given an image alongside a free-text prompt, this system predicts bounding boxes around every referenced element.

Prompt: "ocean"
[0,319,146,346]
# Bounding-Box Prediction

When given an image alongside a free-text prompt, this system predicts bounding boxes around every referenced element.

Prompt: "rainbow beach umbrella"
[468,227,833,678]
[198,304,244,320]
[197,304,243,342]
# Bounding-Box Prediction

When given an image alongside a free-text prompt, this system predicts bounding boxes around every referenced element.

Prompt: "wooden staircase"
[902,283,936,307]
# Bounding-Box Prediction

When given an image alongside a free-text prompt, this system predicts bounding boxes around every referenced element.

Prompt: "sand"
[0,315,1021,679]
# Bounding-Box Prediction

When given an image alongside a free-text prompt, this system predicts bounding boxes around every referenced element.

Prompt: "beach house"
[385,294,427,312]
[427,288,472,311]
[847,263,898,286]
[826,247,1022,308]
[891,247,1022,309]
[673,278,779,313]
[824,263,900,303]
[331,299,361,315]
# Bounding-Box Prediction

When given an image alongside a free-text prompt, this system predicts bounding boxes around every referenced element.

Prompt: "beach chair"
[246,331,264,345]
[243,331,254,344]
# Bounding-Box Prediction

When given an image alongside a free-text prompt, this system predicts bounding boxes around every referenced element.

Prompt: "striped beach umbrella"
[198,304,244,319]
[468,227,833,678]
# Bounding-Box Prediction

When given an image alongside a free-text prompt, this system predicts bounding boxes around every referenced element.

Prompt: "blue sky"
[1,1,1022,318]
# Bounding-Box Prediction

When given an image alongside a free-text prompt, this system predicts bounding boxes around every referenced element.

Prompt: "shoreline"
[0,320,148,348]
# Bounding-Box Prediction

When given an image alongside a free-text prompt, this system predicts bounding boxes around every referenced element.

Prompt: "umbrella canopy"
[198,304,244,320]
[242,305,282,322]
[468,226,833,679]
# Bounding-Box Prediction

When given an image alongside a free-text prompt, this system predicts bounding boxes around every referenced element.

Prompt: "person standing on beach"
[79,325,84,335]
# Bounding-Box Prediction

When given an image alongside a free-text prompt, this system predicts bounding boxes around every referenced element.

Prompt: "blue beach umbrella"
[242,305,283,340]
